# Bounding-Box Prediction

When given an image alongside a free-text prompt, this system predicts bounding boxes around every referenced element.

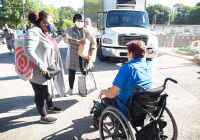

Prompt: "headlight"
[147,35,158,48]
[103,38,113,44]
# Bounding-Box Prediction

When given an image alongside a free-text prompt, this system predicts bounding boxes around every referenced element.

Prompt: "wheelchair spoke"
[100,111,131,139]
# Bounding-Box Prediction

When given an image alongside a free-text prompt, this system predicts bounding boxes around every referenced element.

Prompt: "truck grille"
[118,35,148,46]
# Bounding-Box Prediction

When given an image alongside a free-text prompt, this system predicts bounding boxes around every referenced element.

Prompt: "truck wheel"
[97,45,110,62]
[146,58,152,61]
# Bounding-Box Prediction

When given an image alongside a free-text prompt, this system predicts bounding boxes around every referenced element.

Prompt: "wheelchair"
[90,78,178,140]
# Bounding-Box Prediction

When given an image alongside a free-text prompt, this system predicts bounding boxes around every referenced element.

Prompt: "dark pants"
[101,97,118,108]
[30,82,53,117]
[68,56,88,89]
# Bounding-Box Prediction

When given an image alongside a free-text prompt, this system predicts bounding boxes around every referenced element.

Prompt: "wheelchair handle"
[164,78,178,86]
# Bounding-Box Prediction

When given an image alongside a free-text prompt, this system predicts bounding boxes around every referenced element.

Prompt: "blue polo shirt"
[112,59,153,115]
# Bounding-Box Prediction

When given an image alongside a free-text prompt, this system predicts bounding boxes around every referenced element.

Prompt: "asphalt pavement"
[0,41,200,140]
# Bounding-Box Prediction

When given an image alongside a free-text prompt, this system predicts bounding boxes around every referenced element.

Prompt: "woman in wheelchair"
[98,40,153,115]
[91,40,178,140]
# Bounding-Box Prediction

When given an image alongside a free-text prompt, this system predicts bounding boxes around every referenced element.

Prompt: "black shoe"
[48,107,63,113]
[40,117,57,124]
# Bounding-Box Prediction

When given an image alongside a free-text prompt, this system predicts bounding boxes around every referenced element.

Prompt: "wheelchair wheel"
[99,106,135,140]
[162,107,178,140]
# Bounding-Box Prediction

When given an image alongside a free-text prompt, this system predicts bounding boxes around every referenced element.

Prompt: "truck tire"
[97,45,110,62]
[146,58,152,61]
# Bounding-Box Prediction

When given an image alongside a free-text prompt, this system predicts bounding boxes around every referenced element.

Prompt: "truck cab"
[84,0,158,61]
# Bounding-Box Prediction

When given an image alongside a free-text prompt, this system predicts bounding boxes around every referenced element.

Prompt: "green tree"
[147,4,171,24]
[0,0,41,30]
[188,4,200,24]
[0,0,82,31]
[195,2,200,7]
[172,3,192,24]
[60,19,75,30]
[56,6,81,30]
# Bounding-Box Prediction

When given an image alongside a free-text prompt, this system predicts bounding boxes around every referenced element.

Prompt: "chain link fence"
[156,34,200,48]
[156,34,200,57]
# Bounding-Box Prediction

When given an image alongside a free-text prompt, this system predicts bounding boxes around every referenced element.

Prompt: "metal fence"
[156,34,200,48]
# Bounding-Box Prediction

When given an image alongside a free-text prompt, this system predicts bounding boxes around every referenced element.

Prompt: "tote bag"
[78,72,97,96]
[15,39,34,81]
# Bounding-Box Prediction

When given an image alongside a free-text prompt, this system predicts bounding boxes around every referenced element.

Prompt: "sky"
[43,0,199,10]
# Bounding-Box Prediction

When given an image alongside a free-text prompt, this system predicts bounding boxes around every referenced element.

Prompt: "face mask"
[47,23,55,32]
[75,21,84,28]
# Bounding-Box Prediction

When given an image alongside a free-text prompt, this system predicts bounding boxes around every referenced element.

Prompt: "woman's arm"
[85,28,97,60]
[98,85,121,99]
[53,33,67,44]
[98,65,128,99]
[23,30,46,70]
[64,27,85,45]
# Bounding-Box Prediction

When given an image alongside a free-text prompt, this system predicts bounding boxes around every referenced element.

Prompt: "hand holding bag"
[45,62,62,80]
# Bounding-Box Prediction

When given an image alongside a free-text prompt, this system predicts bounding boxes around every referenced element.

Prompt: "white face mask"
[75,21,84,28]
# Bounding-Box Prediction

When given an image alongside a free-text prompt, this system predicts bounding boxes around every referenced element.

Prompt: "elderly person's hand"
[98,90,104,99]
[77,39,86,45]
[61,33,67,38]
[86,55,91,60]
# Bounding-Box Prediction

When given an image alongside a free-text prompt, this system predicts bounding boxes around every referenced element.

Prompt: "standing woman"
[64,14,96,96]
[24,10,67,123]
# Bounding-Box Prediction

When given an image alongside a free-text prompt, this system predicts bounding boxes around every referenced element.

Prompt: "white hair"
[85,18,91,25]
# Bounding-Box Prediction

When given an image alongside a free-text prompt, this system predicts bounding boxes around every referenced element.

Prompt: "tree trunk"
[16,24,18,30]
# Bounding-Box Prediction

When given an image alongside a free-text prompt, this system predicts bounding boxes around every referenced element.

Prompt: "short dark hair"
[28,10,50,26]
[126,40,146,59]
[73,14,84,23]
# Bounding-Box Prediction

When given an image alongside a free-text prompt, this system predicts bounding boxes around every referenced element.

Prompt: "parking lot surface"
[0,41,200,139]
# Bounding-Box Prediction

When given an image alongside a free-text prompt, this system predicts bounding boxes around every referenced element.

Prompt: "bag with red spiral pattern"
[15,39,34,81]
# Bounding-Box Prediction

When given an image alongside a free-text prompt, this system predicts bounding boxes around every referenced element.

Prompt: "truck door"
[97,12,107,31]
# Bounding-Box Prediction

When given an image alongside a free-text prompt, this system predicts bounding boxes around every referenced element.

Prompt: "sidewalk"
[158,47,200,64]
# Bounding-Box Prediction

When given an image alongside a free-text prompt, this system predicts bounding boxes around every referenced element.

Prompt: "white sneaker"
[64,89,73,97]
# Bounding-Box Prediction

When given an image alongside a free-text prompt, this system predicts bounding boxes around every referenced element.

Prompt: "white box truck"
[84,0,158,61]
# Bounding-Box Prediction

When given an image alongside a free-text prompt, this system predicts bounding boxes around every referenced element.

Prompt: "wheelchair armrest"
[115,96,131,120]
[128,85,147,110]
[132,85,146,93]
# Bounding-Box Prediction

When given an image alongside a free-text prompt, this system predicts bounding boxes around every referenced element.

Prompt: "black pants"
[101,97,118,108]
[30,81,53,117]
[68,56,88,89]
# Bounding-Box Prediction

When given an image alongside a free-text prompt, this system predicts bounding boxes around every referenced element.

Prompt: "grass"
[173,42,199,56]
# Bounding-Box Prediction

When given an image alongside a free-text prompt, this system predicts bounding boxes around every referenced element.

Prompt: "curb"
[159,51,200,65]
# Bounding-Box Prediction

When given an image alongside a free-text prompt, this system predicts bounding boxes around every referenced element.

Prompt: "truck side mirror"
[97,12,106,30]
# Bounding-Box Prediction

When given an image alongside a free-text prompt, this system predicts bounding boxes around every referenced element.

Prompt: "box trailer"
[84,0,158,61]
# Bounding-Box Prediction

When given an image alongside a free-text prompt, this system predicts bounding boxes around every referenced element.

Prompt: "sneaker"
[40,116,57,124]
[47,107,63,113]
[64,89,73,97]
[9,52,13,55]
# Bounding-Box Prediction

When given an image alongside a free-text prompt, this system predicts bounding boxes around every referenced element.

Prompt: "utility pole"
[22,0,26,32]
[168,9,170,25]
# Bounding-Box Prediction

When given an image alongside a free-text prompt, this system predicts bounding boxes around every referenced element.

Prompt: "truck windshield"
[107,11,149,28]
